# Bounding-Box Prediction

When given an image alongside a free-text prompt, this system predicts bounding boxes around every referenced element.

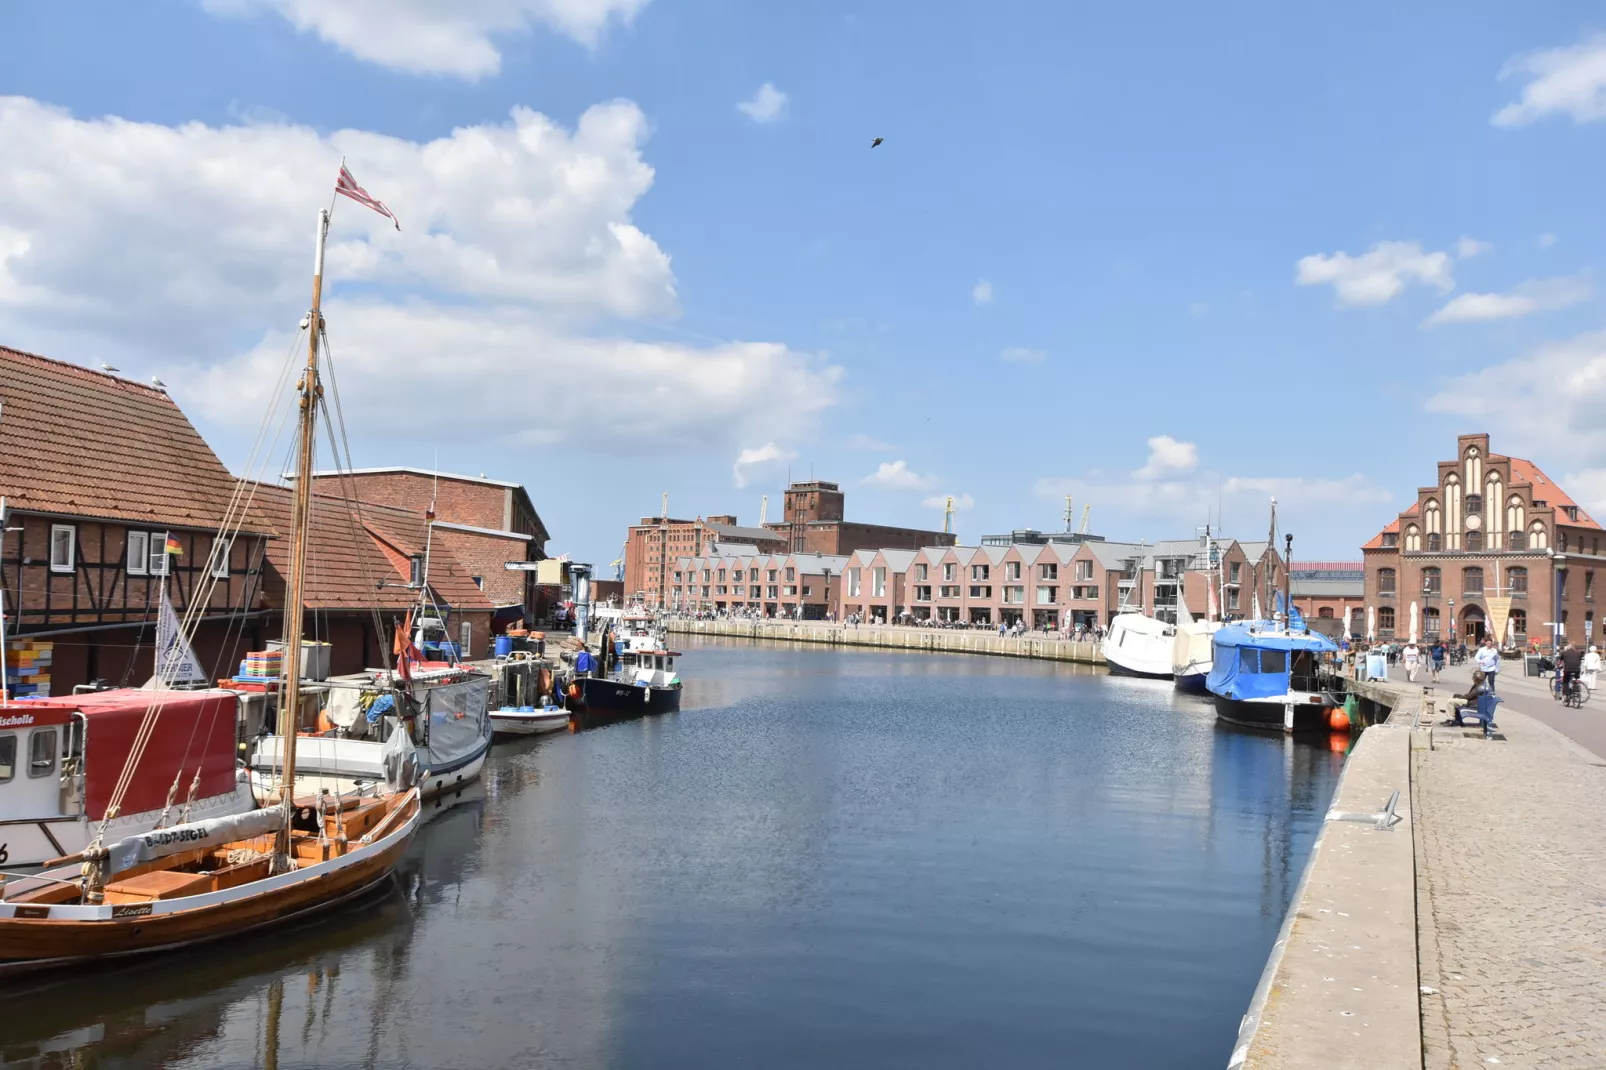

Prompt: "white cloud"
[736,83,788,123]
[1295,241,1454,307]
[1456,236,1492,259]
[1540,232,1558,248]
[202,0,649,79]
[731,442,798,489]
[863,460,937,491]
[999,347,1045,364]
[1426,329,1606,469]
[1133,435,1199,480]
[0,96,840,461]
[971,279,993,305]
[923,492,974,511]
[1492,35,1606,127]
[1424,276,1592,326]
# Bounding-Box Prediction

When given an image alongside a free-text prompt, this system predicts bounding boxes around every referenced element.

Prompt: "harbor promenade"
[665,618,1105,664]
[1240,658,1606,1069]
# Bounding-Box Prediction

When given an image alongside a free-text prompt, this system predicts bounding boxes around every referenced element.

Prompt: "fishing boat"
[573,642,682,724]
[1206,535,1340,732]
[0,188,422,975]
[0,689,255,868]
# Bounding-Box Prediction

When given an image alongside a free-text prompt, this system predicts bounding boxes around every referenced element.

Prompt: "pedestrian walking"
[1403,640,1422,683]
[1475,637,1500,693]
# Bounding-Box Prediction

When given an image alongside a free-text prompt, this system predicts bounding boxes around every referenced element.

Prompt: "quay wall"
[664,619,1105,665]
[1231,711,1420,1068]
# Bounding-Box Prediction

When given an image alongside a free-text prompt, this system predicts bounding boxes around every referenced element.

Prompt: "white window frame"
[126,531,149,576]
[149,531,170,576]
[49,524,75,573]
[459,620,473,658]
[210,537,232,579]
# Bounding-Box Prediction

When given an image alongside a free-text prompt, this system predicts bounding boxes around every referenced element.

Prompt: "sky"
[2,3,1605,567]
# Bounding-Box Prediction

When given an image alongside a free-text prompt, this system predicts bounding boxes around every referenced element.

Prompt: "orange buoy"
[1327,705,1352,732]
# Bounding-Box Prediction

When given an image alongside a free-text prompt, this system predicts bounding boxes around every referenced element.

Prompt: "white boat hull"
[1101,613,1174,679]
[249,732,492,804]
[490,709,570,736]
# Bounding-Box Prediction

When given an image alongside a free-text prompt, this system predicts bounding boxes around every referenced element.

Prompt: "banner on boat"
[154,586,208,686]
[106,808,285,875]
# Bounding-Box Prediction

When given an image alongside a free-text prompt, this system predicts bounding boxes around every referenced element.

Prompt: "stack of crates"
[5,639,53,698]
[236,648,284,683]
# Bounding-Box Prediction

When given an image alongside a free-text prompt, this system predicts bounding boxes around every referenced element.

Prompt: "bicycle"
[1553,672,1591,707]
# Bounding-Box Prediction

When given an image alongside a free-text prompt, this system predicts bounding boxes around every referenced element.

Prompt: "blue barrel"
[494,635,514,657]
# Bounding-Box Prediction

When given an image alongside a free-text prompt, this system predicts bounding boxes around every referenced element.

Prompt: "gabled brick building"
[1362,433,1600,649]
[0,346,272,692]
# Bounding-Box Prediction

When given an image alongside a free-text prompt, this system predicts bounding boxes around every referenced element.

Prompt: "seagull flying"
[150,376,167,390]
[99,362,119,373]
[871,137,884,148]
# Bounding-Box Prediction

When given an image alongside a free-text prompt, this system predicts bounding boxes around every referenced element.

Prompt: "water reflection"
[0,641,1346,1070]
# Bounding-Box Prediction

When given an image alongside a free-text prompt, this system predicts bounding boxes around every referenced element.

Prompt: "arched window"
[1377,568,1397,594]
[1510,608,1527,640]
[1508,566,1528,594]
[1561,532,1570,553]
[1465,446,1482,488]
[1506,495,1525,535]
[1378,606,1396,634]
[1466,530,1484,552]
[1424,606,1441,638]
[1318,606,1334,618]
[1445,477,1461,542]
[1424,499,1442,534]
[1422,567,1441,594]
[1463,567,1484,595]
[1487,474,1503,537]
[1405,524,1421,552]
[1530,521,1548,549]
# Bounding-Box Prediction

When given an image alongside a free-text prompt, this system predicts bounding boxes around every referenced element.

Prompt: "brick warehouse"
[627,479,954,606]
[1362,433,1602,650]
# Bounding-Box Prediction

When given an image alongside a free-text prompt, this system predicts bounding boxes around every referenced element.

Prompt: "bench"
[1451,691,1501,738]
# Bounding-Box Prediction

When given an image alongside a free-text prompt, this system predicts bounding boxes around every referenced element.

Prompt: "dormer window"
[1381,533,1398,548]
[409,554,424,586]
[1565,505,1579,521]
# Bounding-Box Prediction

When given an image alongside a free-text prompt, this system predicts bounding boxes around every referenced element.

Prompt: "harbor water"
[0,639,1346,1069]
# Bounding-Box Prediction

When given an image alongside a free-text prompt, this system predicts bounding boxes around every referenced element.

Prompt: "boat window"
[1238,649,1259,673]
[0,734,15,781]
[29,728,58,778]
[1259,650,1288,674]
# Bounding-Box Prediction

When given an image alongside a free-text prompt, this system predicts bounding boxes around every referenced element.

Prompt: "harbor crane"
[943,494,955,535]
[1078,503,1091,534]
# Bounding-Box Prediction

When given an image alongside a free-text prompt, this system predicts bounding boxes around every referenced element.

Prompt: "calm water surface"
[0,640,1346,1069]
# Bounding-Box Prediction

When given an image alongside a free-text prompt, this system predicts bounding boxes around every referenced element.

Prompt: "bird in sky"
[99,362,119,372]
[870,137,884,148]
[150,376,167,390]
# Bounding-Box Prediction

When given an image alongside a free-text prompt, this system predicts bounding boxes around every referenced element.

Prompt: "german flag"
[164,534,183,556]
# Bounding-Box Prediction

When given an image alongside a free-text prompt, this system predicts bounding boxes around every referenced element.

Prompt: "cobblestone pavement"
[1413,681,1606,1068]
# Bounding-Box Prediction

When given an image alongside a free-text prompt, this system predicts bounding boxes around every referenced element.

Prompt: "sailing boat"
[1100,546,1174,679]
[1172,530,1222,693]
[0,192,421,976]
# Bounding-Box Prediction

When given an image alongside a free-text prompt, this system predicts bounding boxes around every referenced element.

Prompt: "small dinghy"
[489,705,570,737]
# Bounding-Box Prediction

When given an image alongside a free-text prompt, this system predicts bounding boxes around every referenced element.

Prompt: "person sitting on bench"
[1448,670,1487,726]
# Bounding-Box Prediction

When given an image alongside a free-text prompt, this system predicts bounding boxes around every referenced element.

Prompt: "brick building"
[766,480,956,556]
[627,479,953,608]
[0,346,272,694]
[1289,563,1366,636]
[1362,433,1601,650]
[670,530,1285,629]
[308,467,550,628]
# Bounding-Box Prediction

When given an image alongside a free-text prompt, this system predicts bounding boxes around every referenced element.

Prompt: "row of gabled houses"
[667,532,1353,629]
[1,345,552,695]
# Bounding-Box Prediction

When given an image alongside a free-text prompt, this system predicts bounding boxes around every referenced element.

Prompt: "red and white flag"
[335,164,400,230]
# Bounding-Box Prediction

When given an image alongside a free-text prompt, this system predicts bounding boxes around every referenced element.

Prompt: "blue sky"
[2,2,1605,566]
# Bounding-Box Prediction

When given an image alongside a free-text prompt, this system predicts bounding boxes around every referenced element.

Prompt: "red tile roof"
[1363,503,1417,550]
[247,484,494,614]
[0,346,252,529]
[1507,457,1600,530]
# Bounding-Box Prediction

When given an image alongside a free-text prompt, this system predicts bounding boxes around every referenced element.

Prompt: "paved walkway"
[1400,657,1606,1068]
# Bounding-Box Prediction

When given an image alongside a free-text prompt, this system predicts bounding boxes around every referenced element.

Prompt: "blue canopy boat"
[1206,618,1339,733]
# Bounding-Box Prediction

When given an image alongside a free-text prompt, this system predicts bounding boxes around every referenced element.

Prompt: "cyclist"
[1559,642,1584,703]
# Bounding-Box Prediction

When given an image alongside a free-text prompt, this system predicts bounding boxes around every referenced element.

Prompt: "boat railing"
[0,870,82,901]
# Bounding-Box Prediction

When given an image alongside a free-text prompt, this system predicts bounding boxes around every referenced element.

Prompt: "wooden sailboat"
[0,205,421,977]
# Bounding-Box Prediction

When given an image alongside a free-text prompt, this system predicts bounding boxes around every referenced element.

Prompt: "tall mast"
[274,208,330,871]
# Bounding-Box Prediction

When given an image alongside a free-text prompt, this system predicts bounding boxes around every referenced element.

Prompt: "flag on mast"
[335,164,400,230]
